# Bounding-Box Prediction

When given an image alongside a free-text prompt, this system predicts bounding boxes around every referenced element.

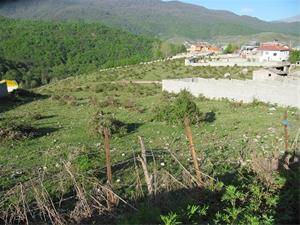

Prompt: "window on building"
[273,53,277,56]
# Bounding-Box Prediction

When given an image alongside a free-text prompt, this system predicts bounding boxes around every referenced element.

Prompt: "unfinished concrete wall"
[186,59,289,67]
[253,69,284,81]
[162,78,300,108]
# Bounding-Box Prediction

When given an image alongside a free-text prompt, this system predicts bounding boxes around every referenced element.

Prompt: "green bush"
[224,43,239,54]
[154,90,202,125]
[74,155,93,173]
[289,50,300,63]
[161,212,182,225]
[90,111,127,136]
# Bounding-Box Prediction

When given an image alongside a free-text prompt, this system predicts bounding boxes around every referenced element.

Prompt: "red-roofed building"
[258,42,290,62]
[189,42,220,54]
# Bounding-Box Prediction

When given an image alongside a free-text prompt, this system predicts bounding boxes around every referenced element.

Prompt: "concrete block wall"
[162,78,300,108]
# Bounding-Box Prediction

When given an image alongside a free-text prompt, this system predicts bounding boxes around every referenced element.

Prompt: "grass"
[0,59,299,224]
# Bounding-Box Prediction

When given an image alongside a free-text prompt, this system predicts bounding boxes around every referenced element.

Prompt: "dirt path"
[115,80,162,85]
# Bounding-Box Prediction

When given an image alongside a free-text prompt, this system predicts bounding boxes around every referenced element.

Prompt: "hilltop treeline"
[0,17,185,87]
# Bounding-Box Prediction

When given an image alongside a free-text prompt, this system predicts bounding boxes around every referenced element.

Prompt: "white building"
[240,45,258,58]
[258,42,290,62]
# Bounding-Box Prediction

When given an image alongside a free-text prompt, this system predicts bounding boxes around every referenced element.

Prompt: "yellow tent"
[0,80,18,92]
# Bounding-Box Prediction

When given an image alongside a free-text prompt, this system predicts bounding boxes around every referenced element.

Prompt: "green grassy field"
[0,60,299,224]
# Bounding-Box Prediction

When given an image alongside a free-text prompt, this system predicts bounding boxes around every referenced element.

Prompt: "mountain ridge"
[278,15,300,23]
[0,0,299,40]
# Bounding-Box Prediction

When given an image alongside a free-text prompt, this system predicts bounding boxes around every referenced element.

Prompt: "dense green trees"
[223,43,239,54]
[0,17,184,88]
[0,56,28,81]
[289,50,300,63]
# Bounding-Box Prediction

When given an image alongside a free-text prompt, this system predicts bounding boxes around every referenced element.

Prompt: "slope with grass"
[0,60,299,224]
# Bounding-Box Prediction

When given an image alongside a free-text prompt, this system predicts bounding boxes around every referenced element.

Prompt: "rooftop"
[258,42,290,51]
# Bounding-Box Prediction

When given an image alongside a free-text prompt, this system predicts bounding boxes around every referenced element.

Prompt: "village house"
[258,42,290,62]
[188,42,220,54]
[240,45,258,59]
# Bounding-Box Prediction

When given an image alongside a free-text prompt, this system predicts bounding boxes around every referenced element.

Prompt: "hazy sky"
[174,0,300,21]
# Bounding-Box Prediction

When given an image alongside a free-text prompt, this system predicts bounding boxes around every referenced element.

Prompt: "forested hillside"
[0,17,183,87]
[0,0,299,40]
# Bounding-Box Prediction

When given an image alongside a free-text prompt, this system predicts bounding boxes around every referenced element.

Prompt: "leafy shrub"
[74,155,93,173]
[154,90,202,125]
[90,111,127,136]
[214,174,277,225]
[161,212,181,225]
[289,50,300,63]
[159,168,281,225]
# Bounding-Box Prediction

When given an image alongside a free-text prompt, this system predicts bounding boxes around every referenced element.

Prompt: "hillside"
[279,15,300,23]
[0,16,183,88]
[0,0,299,40]
[1,60,299,224]
[211,32,300,46]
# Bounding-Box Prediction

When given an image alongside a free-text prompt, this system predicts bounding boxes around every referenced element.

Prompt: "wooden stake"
[137,155,153,195]
[283,111,289,152]
[184,117,202,185]
[138,136,153,195]
[283,111,291,169]
[103,128,113,185]
[138,136,147,164]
